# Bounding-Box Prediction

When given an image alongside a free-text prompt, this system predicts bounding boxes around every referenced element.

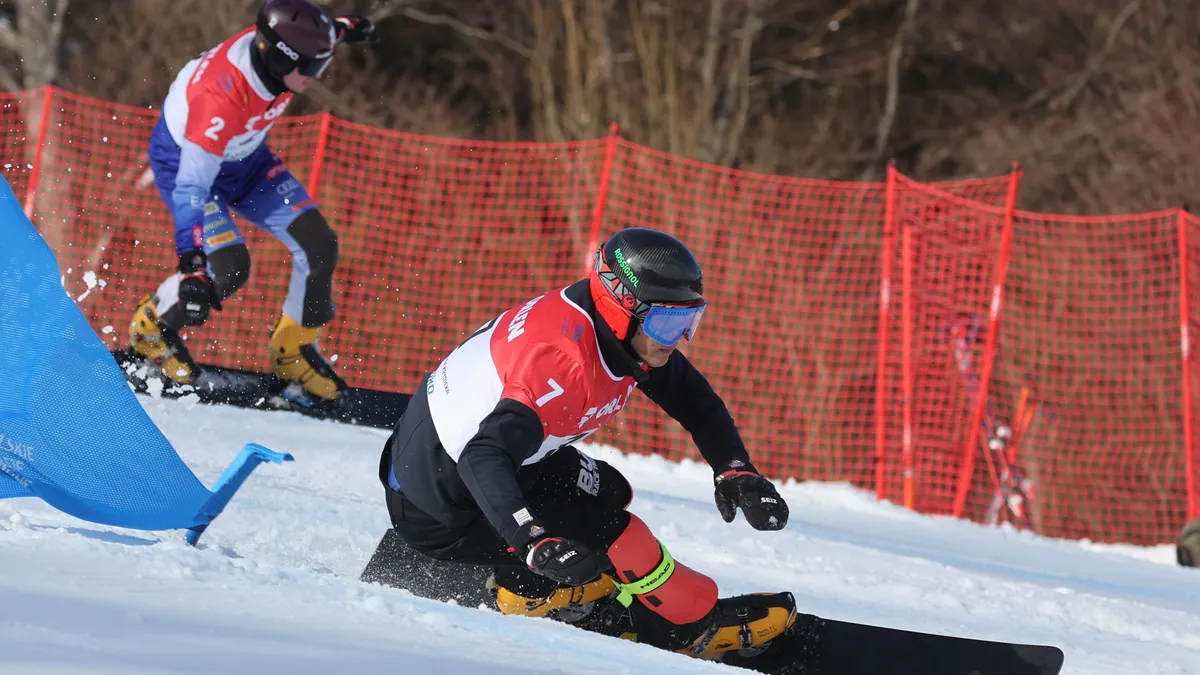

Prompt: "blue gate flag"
[0,173,286,534]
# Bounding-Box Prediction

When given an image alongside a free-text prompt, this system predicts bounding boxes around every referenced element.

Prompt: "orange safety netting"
[875,170,1017,517]
[985,207,1191,544]
[596,143,1014,499]
[9,86,1198,545]
[879,172,1194,544]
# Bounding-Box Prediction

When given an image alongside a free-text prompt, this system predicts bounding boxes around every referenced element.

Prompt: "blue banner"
[0,174,223,530]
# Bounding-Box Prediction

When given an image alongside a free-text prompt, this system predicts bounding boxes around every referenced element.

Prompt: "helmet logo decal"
[613,247,639,287]
[598,263,648,317]
[276,40,301,61]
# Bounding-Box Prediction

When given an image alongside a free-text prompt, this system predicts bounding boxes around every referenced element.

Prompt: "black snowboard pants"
[383,442,633,599]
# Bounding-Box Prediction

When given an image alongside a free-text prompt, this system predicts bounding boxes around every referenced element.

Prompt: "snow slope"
[1,395,1197,674]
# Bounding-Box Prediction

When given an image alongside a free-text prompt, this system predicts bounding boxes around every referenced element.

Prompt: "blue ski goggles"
[640,303,706,346]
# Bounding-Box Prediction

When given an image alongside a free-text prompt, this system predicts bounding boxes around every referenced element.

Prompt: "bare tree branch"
[690,0,725,161]
[560,0,587,135]
[0,19,27,54]
[585,0,618,130]
[395,7,533,59]
[360,0,411,22]
[627,0,666,150]
[1049,0,1142,111]
[718,0,770,166]
[862,0,920,180]
[698,0,724,96]
[0,65,20,93]
[48,0,69,55]
[529,0,562,140]
[758,59,820,82]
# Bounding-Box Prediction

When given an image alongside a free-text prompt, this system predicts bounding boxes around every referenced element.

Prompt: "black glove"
[176,250,220,327]
[520,528,609,587]
[714,462,789,531]
[334,14,376,44]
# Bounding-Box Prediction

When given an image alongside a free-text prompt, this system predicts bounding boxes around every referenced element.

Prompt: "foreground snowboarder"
[371,227,798,663]
[362,227,1065,674]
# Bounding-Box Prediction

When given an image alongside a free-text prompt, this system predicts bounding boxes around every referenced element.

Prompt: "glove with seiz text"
[714,461,789,531]
[334,14,376,44]
[513,521,609,586]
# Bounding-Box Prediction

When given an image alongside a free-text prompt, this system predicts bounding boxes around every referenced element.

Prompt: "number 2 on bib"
[204,116,225,141]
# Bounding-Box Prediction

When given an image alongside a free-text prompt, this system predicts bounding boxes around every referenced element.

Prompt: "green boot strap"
[613,539,675,608]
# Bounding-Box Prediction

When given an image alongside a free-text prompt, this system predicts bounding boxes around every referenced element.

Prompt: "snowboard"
[111,348,409,430]
[733,613,1066,675]
[360,529,1065,675]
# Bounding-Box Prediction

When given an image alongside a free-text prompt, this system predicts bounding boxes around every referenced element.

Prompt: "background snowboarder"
[128,0,374,404]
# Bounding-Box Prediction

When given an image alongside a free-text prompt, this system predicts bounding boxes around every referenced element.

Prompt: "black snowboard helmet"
[254,0,337,80]
[588,227,706,343]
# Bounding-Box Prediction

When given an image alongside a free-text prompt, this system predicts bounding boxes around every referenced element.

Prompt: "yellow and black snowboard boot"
[268,313,347,402]
[128,294,199,385]
[489,572,638,640]
[676,592,799,661]
[489,573,621,621]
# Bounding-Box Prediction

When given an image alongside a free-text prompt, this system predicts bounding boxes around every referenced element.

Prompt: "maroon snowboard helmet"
[253,0,337,79]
